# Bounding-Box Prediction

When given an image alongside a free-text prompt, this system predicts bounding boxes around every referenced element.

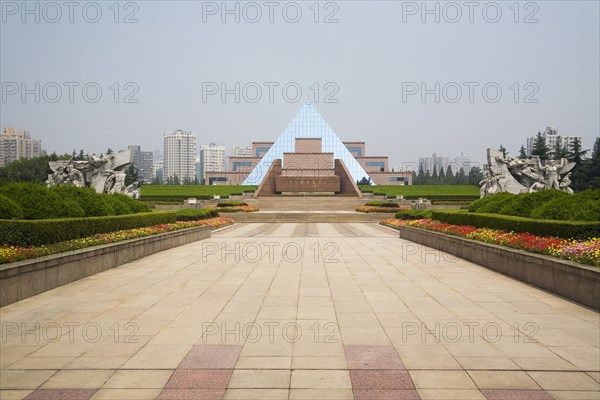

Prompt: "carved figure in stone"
[47,150,140,197]
[529,176,547,193]
[480,148,575,197]
[66,165,85,187]
[559,173,574,194]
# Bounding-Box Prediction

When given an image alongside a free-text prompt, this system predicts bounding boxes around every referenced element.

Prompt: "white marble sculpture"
[479,149,575,197]
[46,150,140,198]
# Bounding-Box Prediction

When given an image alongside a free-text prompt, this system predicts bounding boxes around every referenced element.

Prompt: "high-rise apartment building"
[418,153,449,175]
[127,145,154,183]
[200,143,226,183]
[0,128,42,167]
[163,130,197,182]
[450,152,471,175]
[527,126,582,156]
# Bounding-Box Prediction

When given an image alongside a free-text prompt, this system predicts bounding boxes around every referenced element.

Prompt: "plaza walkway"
[1,223,598,400]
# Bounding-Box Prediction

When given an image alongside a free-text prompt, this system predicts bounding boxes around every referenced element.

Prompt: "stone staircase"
[246,196,367,211]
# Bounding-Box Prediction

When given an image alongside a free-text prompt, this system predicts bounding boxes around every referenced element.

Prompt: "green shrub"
[104,195,133,215]
[0,212,177,246]
[365,201,399,208]
[216,201,248,207]
[468,192,515,214]
[0,195,24,219]
[432,210,600,240]
[176,208,219,221]
[531,190,600,221]
[0,183,57,219]
[498,190,569,218]
[52,199,86,218]
[49,186,114,217]
[395,210,432,220]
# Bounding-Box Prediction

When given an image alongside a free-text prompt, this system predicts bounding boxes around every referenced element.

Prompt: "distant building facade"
[0,127,42,167]
[163,130,197,182]
[127,145,154,183]
[232,146,252,157]
[199,143,226,183]
[419,153,449,176]
[450,152,471,175]
[527,126,582,156]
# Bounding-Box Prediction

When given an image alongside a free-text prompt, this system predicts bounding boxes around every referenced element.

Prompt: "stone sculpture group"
[46,150,140,198]
[480,149,574,198]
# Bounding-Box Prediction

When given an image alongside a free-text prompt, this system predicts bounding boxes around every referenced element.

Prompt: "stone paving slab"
[1,223,599,400]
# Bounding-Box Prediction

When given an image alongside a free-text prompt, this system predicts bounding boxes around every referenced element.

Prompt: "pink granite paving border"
[157,345,242,400]
[345,345,420,400]
[23,389,98,400]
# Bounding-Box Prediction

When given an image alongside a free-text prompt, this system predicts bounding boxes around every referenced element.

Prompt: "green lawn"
[141,185,257,198]
[360,185,479,198]
[140,184,479,199]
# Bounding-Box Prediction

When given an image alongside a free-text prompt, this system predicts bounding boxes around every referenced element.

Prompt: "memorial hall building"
[205,103,412,196]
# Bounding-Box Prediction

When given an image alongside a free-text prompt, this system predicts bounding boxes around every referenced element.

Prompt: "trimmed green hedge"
[176,208,219,221]
[395,210,433,220]
[432,210,600,240]
[0,212,177,247]
[217,201,248,207]
[468,190,600,221]
[365,201,399,208]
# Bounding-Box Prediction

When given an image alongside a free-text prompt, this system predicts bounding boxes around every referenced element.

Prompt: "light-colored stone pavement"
[1,223,598,400]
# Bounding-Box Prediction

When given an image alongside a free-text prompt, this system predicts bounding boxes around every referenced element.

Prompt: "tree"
[499,145,508,158]
[438,166,445,184]
[78,149,85,160]
[106,148,114,155]
[518,145,527,159]
[531,132,550,161]
[551,136,569,160]
[173,175,180,185]
[357,176,372,185]
[570,137,599,191]
[0,155,54,184]
[124,164,138,186]
[567,137,588,168]
[445,165,455,184]
[415,165,425,185]
[457,167,467,184]
[468,166,483,186]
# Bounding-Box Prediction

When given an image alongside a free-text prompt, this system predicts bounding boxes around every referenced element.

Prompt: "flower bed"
[356,205,403,213]
[216,206,258,213]
[0,217,233,264]
[381,218,599,267]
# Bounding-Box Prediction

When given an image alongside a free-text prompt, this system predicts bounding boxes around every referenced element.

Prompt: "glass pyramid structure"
[243,102,372,185]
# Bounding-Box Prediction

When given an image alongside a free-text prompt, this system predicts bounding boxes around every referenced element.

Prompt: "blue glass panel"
[366,161,385,168]
[233,161,253,171]
[346,146,363,156]
[255,147,270,157]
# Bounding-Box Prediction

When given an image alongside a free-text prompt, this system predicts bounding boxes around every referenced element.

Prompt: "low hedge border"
[0,212,177,247]
[432,210,600,240]
[176,209,219,221]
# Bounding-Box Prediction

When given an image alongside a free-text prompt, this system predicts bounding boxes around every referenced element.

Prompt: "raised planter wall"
[397,226,599,310]
[0,226,212,307]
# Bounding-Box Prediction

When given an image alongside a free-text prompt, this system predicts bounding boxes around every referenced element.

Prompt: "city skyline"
[1,2,598,169]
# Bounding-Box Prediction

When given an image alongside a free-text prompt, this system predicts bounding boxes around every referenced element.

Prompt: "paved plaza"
[1,223,599,400]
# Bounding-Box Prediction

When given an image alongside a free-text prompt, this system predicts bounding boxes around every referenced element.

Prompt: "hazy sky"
[1,0,599,168]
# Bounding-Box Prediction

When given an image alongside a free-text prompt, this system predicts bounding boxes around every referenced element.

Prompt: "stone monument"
[46,150,141,198]
[479,148,574,197]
